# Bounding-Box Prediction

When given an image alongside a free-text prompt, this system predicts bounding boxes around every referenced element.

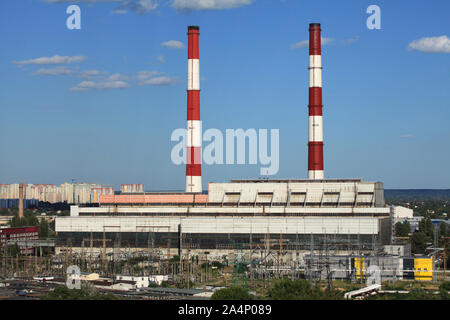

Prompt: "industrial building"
[0,226,39,255]
[57,178,392,256]
[54,23,412,278]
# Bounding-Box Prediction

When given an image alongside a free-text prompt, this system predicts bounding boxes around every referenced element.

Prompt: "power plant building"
[56,179,392,257]
[55,24,394,260]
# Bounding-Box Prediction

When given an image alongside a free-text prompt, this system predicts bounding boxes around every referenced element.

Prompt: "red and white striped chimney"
[308,23,324,180]
[186,26,202,193]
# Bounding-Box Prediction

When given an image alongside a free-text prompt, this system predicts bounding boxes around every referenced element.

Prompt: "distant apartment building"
[91,187,115,203]
[0,183,113,205]
[120,184,145,193]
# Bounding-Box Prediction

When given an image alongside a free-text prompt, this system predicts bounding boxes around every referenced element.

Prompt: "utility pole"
[444,239,447,282]
[179,229,183,285]
[89,232,93,272]
[185,248,190,289]
[34,247,38,275]
[278,233,283,278]
[102,229,106,273]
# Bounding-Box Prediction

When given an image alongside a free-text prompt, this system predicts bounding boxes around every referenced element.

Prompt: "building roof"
[229,178,365,183]
[142,287,205,295]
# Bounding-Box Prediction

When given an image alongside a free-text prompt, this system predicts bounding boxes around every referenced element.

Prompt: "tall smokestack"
[18,182,24,219]
[186,26,202,193]
[308,23,324,179]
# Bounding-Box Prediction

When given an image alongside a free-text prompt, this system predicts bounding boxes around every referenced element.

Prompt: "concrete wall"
[70,205,391,217]
[57,215,383,235]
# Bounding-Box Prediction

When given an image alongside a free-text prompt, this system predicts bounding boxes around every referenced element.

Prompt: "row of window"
[1,232,38,238]
[80,211,383,216]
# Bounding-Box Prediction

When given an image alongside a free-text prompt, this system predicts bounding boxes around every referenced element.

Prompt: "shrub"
[211,287,253,300]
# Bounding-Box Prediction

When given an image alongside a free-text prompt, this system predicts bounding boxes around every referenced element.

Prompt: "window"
[225,192,240,196]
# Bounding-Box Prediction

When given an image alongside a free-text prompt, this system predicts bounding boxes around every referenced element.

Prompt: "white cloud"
[46,0,251,13]
[290,37,360,49]
[112,0,159,14]
[106,73,129,81]
[70,70,177,90]
[139,76,178,86]
[18,56,178,90]
[13,55,86,65]
[136,70,164,81]
[291,37,335,49]
[70,80,130,91]
[400,134,414,139]
[45,0,121,2]
[408,35,450,53]
[172,0,253,12]
[343,36,359,44]
[321,38,335,46]
[32,66,76,76]
[79,69,107,78]
[290,40,309,49]
[45,0,159,14]
[161,40,185,49]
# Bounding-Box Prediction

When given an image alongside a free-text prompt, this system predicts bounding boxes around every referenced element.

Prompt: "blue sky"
[0,0,449,190]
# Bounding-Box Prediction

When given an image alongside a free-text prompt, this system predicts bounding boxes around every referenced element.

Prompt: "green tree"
[395,221,410,237]
[40,284,121,300]
[212,261,224,269]
[394,222,403,236]
[39,220,49,239]
[59,210,70,216]
[426,218,435,238]
[268,278,342,300]
[440,281,450,291]
[9,211,38,228]
[439,222,447,237]
[406,288,437,300]
[439,282,450,300]
[211,286,253,300]
[411,232,427,254]
[419,217,434,238]
[268,278,312,300]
